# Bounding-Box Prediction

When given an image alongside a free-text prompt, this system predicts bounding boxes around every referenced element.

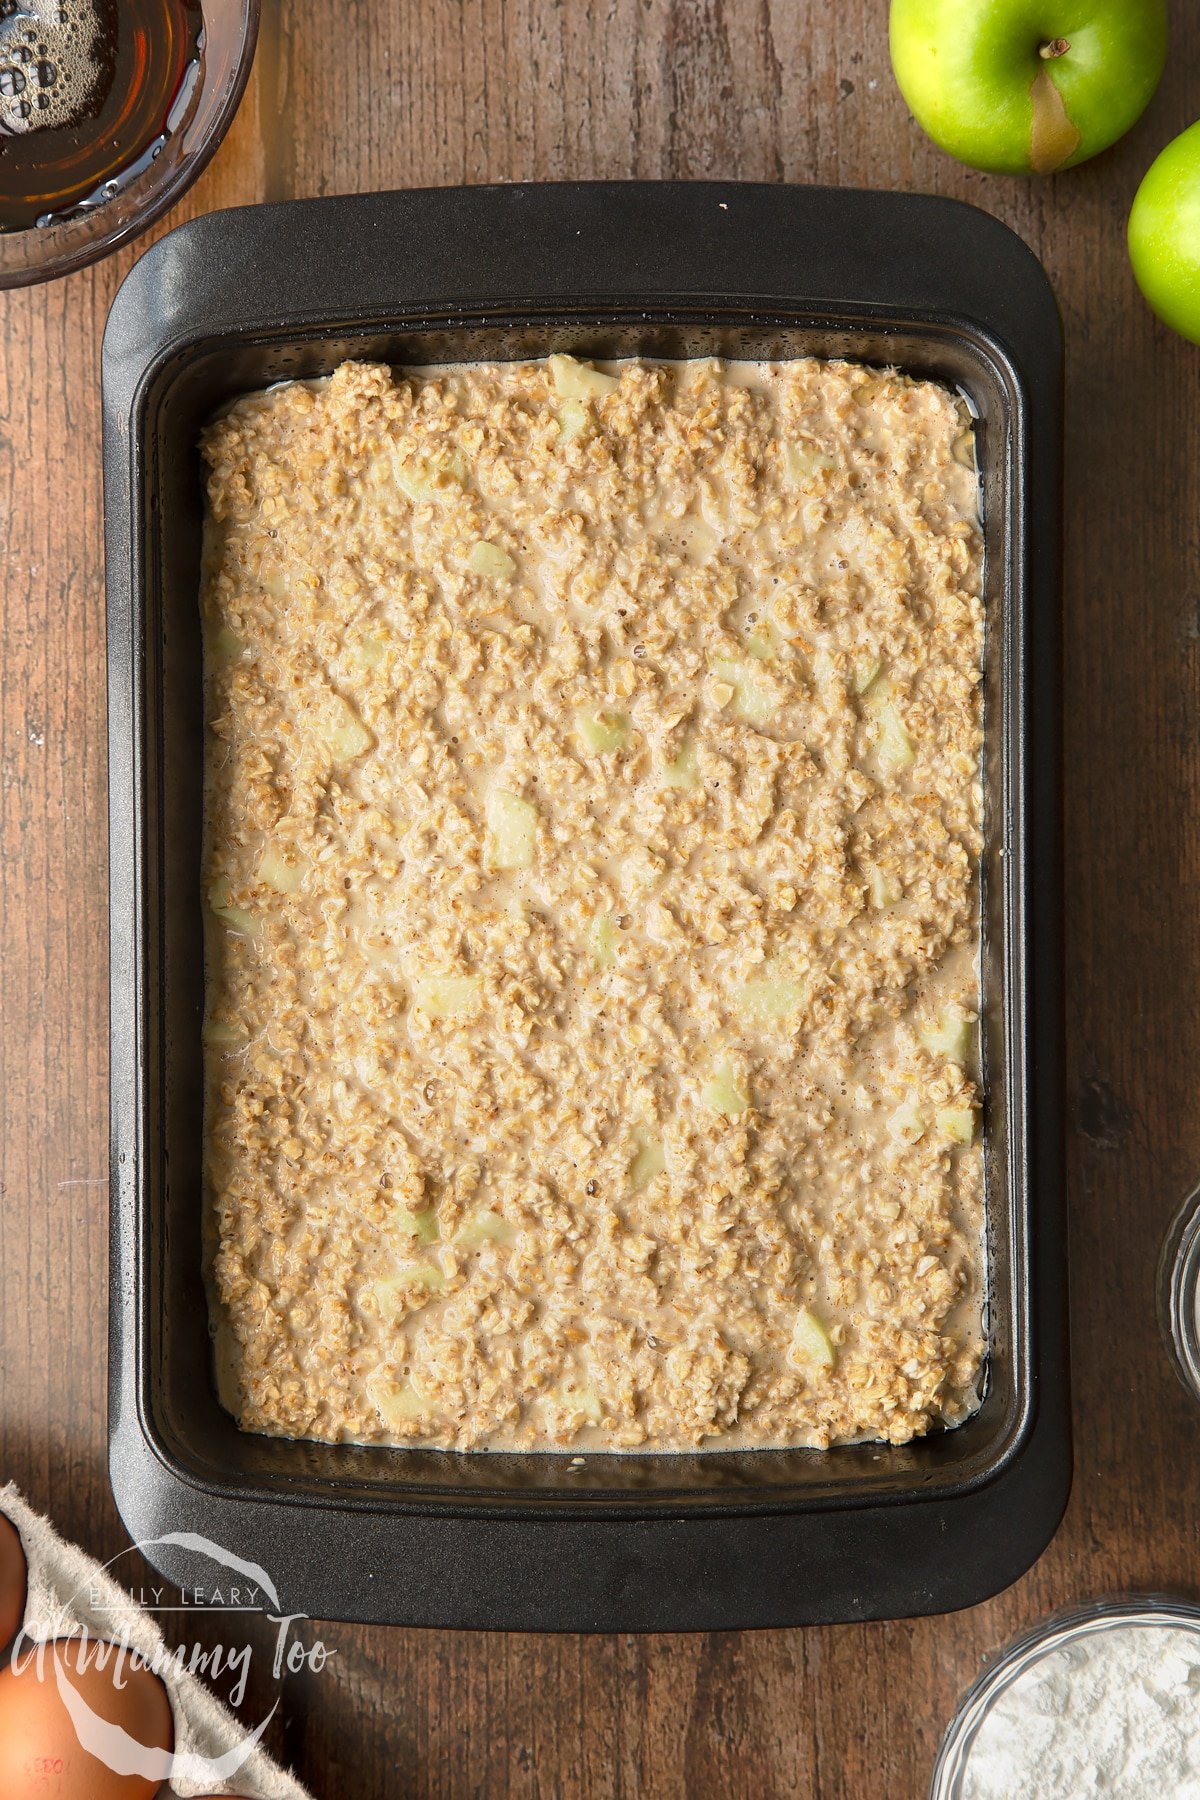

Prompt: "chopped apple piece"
[394,451,467,504]
[867,867,902,909]
[877,708,914,770]
[457,1209,517,1249]
[920,1008,973,1066]
[575,707,629,754]
[701,1063,750,1117]
[393,1208,440,1246]
[623,845,664,890]
[203,1017,247,1047]
[212,625,245,663]
[467,540,516,579]
[372,1281,406,1324]
[394,463,437,503]
[557,1381,604,1425]
[789,1307,836,1370]
[549,354,619,400]
[556,399,589,441]
[460,1209,518,1252]
[486,788,538,869]
[628,1129,665,1191]
[679,512,719,562]
[372,1263,445,1320]
[711,656,776,727]
[734,972,807,1025]
[864,680,914,772]
[745,624,777,661]
[811,646,838,690]
[366,1370,430,1428]
[888,1101,926,1144]
[399,1261,445,1291]
[329,718,374,762]
[591,911,618,968]
[783,441,835,485]
[323,694,375,763]
[937,1106,976,1147]
[355,636,386,668]
[854,656,882,694]
[412,974,482,1019]
[662,739,699,791]
[257,847,305,894]
[208,879,257,938]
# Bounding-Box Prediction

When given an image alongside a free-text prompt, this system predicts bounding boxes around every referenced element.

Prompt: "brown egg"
[0,1635,174,1799]
[0,1513,27,1649]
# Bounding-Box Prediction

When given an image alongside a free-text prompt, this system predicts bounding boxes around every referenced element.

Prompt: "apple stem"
[1038,37,1071,58]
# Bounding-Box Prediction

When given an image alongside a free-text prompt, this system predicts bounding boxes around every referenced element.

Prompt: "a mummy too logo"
[11,1531,333,1786]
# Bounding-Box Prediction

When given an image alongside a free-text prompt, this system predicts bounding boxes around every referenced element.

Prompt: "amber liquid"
[0,0,204,233]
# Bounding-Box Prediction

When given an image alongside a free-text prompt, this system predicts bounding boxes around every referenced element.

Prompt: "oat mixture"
[200,353,985,1453]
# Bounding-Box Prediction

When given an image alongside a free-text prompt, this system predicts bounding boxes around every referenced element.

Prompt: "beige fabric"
[1,1484,314,1800]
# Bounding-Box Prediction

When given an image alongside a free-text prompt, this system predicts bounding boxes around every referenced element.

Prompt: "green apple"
[1128,121,1200,345]
[889,0,1168,176]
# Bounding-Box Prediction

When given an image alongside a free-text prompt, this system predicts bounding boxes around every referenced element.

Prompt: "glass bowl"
[0,0,259,289]
[1158,1182,1200,1403]
[930,1598,1200,1798]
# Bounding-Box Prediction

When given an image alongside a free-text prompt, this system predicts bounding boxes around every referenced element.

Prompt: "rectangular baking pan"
[105,181,1067,1630]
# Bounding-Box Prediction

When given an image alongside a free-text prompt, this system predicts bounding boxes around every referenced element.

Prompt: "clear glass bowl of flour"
[1159,1184,1200,1403]
[931,1599,1200,1800]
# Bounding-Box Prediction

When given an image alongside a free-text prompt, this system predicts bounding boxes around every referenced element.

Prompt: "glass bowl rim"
[1158,1180,1200,1404]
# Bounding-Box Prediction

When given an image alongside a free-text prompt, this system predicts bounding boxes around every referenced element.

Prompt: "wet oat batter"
[200,354,984,1452]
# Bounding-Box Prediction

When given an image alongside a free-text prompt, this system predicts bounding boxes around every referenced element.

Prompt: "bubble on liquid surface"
[0,0,105,136]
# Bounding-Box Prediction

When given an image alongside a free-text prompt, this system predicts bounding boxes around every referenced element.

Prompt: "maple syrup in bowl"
[0,0,258,287]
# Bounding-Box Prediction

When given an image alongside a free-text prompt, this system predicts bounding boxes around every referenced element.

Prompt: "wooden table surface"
[4,4,1200,1795]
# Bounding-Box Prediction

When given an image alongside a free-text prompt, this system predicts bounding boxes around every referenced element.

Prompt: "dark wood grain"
[4,4,1200,1795]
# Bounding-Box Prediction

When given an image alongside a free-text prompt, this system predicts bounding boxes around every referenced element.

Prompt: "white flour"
[961,1622,1200,1799]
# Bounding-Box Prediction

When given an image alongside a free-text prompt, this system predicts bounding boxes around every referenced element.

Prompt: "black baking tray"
[105,181,1067,1631]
